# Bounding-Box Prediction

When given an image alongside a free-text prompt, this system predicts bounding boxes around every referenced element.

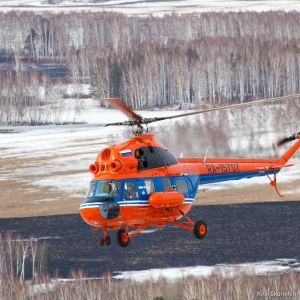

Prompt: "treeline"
[0,71,81,125]
[0,232,52,282]
[1,11,300,124]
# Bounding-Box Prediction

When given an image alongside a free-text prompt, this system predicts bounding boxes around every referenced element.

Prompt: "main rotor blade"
[2,94,299,132]
[104,98,142,121]
[155,94,300,123]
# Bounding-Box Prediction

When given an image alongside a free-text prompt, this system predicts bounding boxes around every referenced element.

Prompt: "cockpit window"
[86,181,96,198]
[95,180,121,197]
[85,180,121,199]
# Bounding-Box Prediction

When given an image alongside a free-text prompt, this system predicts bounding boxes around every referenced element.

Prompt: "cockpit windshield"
[86,181,96,198]
[85,180,121,199]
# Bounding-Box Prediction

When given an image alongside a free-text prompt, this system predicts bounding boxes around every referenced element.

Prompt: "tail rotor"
[273,132,300,150]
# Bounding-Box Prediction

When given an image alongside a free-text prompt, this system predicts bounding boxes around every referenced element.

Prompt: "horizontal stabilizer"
[270,164,294,169]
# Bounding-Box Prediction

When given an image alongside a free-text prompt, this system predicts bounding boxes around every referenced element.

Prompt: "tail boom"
[178,135,300,185]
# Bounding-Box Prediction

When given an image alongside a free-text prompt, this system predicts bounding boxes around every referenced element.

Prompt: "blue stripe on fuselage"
[199,170,279,185]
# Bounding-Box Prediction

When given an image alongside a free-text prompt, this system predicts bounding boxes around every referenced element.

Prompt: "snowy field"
[1,0,300,15]
[115,258,300,282]
[29,258,300,294]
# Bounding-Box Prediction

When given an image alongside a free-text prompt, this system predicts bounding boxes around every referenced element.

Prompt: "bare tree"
[30,237,38,278]
[20,239,30,281]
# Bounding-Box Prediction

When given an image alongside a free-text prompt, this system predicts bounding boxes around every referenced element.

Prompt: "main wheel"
[193,220,207,239]
[116,229,130,247]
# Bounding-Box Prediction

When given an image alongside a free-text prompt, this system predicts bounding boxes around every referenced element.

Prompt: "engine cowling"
[148,191,185,209]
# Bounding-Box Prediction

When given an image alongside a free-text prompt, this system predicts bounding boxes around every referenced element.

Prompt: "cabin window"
[145,179,155,194]
[162,178,171,191]
[176,179,188,194]
[124,181,139,199]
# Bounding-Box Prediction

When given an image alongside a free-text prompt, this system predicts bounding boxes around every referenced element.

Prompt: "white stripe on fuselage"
[80,198,194,209]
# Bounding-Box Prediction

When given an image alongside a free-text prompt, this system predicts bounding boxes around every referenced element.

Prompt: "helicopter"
[78,97,300,248]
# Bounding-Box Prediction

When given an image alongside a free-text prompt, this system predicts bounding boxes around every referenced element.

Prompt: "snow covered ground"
[115,258,300,282]
[28,258,300,294]
[1,0,300,15]
[25,256,300,295]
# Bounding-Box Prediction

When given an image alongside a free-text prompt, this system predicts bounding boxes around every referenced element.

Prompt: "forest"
[1,10,300,124]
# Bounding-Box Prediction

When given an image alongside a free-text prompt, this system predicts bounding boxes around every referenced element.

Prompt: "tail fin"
[277,133,300,165]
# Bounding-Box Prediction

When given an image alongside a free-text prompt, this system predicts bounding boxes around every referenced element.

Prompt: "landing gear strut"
[116,226,149,248]
[95,227,111,247]
[170,210,207,240]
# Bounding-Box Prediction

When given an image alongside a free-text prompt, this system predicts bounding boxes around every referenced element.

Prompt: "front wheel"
[106,236,111,246]
[98,237,104,247]
[193,220,207,239]
[116,229,130,247]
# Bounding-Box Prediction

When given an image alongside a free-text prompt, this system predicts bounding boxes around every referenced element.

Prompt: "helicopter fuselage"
[79,133,282,231]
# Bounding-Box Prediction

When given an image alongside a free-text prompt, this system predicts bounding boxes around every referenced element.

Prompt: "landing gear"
[98,235,111,247]
[193,220,207,239]
[98,237,104,246]
[95,226,148,248]
[170,210,207,240]
[116,226,148,247]
[96,227,111,247]
[116,229,130,247]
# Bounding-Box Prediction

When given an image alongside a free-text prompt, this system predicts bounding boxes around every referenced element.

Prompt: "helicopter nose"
[79,206,103,227]
[79,201,120,226]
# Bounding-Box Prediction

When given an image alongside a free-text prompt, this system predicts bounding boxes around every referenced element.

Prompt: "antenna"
[203,146,209,163]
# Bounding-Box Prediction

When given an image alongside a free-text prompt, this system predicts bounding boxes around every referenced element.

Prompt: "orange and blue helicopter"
[79,97,300,248]
[1,96,299,247]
